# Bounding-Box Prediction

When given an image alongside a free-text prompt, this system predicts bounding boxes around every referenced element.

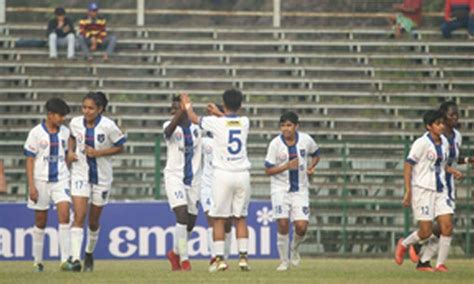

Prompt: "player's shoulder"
[28,123,44,136]
[70,116,83,126]
[269,135,283,147]
[59,125,70,135]
[99,115,115,125]
[298,132,314,142]
[412,133,431,149]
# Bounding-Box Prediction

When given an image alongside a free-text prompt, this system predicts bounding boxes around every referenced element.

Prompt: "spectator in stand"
[47,7,75,59]
[388,0,423,38]
[441,0,474,38]
[78,2,117,61]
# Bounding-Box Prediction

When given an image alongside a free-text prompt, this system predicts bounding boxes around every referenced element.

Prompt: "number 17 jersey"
[200,115,251,171]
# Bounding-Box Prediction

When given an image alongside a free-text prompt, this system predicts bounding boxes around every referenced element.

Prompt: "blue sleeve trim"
[406,158,417,165]
[199,117,204,129]
[264,161,275,168]
[310,149,321,157]
[24,150,36,157]
[113,137,127,146]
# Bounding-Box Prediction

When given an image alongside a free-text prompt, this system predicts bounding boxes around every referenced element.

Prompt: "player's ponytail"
[95,91,108,113]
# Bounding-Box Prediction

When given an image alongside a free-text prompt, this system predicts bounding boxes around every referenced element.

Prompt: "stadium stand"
[0,0,472,256]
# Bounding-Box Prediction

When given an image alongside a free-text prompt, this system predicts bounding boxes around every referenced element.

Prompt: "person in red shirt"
[78,2,117,61]
[388,0,423,38]
[441,0,474,38]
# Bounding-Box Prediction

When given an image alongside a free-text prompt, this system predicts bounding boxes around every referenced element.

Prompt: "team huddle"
[24,88,320,273]
[24,89,467,273]
[162,89,320,272]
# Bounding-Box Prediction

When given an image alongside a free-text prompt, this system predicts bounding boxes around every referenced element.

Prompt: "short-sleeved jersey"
[23,122,70,182]
[199,115,251,171]
[202,135,214,185]
[70,115,126,185]
[163,121,202,185]
[406,132,449,192]
[444,128,462,200]
[264,132,320,194]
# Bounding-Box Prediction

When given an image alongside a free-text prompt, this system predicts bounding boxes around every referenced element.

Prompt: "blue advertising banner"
[0,201,277,260]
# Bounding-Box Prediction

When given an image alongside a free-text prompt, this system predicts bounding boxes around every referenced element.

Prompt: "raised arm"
[164,105,186,139]
[180,93,201,125]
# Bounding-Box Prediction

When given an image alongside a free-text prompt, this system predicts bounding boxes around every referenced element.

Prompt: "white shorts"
[272,190,310,221]
[27,179,71,210]
[210,169,250,218]
[71,179,111,207]
[165,173,200,215]
[411,186,454,221]
[200,182,213,213]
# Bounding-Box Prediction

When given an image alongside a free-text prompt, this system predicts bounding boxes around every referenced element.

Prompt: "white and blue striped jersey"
[23,122,70,182]
[264,132,320,194]
[69,115,126,185]
[406,132,449,192]
[201,135,214,188]
[199,115,251,171]
[444,128,462,201]
[163,121,202,185]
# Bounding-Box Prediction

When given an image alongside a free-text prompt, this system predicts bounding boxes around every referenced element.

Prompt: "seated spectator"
[441,0,474,38]
[388,0,423,38]
[47,7,75,59]
[78,2,117,61]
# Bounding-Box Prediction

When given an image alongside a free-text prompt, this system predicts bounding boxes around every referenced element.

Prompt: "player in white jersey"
[24,98,73,272]
[68,92,126,272]
[264,112,320,271]
[201,129,233,265]
[395,110,463,272]
[164,95,202,272]
[181,89,251,272]
[410,101,474,268]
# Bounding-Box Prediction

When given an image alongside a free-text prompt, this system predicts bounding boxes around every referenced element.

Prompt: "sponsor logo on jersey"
[226,120,241,127]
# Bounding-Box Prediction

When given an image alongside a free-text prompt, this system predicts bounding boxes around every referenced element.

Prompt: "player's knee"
[73,211,86,225]
[174,206,189,225]
[294,225,307,236]
[57,212,70,224]
[278,220,290,234]
[440,223,453,236]
[418,228,432,240]
[35,220,47,229]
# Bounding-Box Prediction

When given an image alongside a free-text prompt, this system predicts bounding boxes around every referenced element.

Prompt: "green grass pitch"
[1,258,473,283]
